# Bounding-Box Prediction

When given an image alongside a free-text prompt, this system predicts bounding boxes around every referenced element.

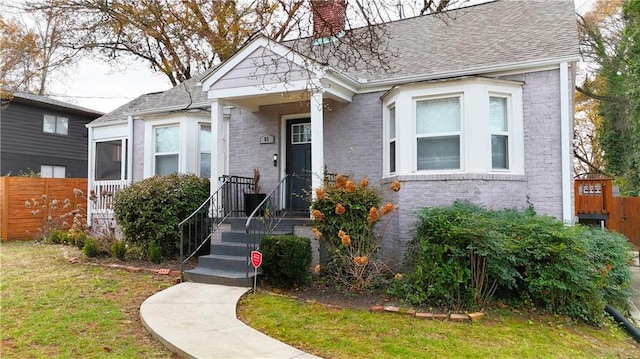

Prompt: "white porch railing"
[89,180,129,214]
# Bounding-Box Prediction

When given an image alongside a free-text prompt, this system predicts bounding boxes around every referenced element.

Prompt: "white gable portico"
[200,36,358,195]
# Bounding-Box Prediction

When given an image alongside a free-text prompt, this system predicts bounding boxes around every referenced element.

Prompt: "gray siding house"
[1,92,102,178]
[87,0,579,259]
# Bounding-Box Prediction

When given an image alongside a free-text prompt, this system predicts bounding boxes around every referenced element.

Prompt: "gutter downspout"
[560,62,572,224]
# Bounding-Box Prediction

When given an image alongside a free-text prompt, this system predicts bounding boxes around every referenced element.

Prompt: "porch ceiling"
[218,85,351,112]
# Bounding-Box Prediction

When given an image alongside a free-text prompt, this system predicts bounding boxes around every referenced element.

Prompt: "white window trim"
[382,77,524,178]
[386,104,397,175]
[489,93,512,171]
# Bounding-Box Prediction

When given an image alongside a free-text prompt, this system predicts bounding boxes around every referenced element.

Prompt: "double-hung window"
[416,97,461,170]
[490,96,509,170]
[43,114,68,135]
[199,124,211,178]
[155,125,180,175]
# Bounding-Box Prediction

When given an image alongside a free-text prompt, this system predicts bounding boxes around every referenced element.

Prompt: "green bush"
[260,235,312,287]
[83,237,99,257]
[113,173,209,260]
[110,240,127,261]
[147,240,163,264]
[394,202,633,323]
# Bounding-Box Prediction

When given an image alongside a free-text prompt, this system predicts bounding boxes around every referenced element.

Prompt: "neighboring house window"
[199,124,211,178]
[41,165,66,178]
[388,106,397,173]
[416,97,461,170]
[43,114,68,135]
[490,96,509,170]
[155,125,180,175]
[383,77,523,176]
[96,140,127,180]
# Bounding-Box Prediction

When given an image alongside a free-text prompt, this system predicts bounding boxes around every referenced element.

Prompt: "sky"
[49,0,596,114]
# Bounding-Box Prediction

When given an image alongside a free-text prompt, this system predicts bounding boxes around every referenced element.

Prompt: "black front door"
[286,119,312,213]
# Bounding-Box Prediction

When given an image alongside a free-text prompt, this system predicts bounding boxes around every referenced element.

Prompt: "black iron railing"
[220,175,254,217]
[179,176,254,281]
[244,175,292,282]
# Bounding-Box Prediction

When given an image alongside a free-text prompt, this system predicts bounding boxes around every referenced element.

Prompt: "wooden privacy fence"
[0,177,87,241]
[575,178,640,248]
[609,197,640,248]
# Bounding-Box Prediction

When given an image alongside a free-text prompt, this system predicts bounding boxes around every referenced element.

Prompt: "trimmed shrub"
[147,240,162,264]
[83,237,99,257]
[260,235,312,287]
[394,202,632,323]
[110,240,127,261]
[113,173,209,260]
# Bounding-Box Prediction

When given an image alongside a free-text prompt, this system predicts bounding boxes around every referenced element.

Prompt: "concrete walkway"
[140,282,321,359]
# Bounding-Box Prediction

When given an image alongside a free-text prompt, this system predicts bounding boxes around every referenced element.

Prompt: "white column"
[126,116,133,183]
[310,91,325,197]
[87,125,94,226]
[560,62,572,224]
[210,99,226,192]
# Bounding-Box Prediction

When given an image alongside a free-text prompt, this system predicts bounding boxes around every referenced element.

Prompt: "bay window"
[383,77,523,177]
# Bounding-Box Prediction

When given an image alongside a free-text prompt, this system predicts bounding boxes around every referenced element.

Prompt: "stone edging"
[370,305,485,321]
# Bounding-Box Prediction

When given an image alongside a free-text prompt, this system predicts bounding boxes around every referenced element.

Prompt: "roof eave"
[358,55,581,89]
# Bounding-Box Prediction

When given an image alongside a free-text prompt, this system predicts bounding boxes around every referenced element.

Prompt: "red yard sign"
[251,250,262,268]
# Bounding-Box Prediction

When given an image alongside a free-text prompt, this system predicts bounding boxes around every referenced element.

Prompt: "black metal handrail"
[179,177,236,281]
[244,175,292,283]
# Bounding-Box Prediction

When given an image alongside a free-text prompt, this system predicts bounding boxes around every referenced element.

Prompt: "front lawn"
[238,291,640,358]
[0,241,176,358]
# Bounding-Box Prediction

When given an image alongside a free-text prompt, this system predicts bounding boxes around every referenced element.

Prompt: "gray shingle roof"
[91,0,578,124]
[350,0,580,83]
[11,91,103,116]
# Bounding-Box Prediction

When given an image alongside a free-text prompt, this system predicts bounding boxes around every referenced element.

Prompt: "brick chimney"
[311,0,347,39]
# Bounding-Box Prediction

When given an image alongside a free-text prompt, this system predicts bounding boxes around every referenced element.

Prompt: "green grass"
[1,241,176,358]
[238,292,640,359]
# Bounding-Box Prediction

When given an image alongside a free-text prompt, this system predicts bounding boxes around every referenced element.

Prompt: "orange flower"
[389,180,401,192]
[345,180,357,192]
[312,210,325,220]
[367,207,379,224]
[380,202,394,215]
[360,178,369,188]
[315,187,326,200]
[338,230,351,246]
[311,227,322,239]
[335,203,346,215]
[354,256,369,266]
[314,264,322,273]
[335,174,347,189]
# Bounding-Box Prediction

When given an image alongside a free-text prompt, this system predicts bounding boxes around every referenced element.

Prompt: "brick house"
[87,0,579,262]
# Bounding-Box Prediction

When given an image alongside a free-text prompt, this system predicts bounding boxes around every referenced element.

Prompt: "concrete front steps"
[183,217,311,286]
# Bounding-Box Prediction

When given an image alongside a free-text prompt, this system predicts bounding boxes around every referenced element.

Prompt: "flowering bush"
[311,174,400,291]
[25,194,76,242]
